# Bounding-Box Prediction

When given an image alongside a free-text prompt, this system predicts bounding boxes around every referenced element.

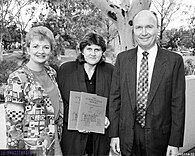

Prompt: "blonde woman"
[4,26,63,156]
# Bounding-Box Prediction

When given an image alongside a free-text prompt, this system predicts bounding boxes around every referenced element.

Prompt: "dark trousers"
[131,122,147,156]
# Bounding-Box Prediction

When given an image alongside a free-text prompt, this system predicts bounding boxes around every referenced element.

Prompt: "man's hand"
[166,145,179,156]
[105,116,110,129]
[110,137,120,155]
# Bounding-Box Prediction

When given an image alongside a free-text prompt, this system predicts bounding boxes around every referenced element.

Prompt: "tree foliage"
[161,28,181,50]
[152,0,183,45]
[0,0,42,61]
[3,24,21,50]
[32,0,118,57]
[90,0,151,51]
[161,27,195,55]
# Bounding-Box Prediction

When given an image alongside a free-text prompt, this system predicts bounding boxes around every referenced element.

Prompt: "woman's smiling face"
[27,37,51,65]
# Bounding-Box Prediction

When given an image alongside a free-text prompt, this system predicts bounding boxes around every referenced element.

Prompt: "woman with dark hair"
[4,26,64,156]
[57,32,114,156]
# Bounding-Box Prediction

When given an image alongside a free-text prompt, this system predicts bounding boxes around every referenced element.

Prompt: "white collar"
[137,44,158,56]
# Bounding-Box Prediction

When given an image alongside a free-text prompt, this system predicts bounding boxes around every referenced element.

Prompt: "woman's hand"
[78,130,90,133]
[105,116,110,129]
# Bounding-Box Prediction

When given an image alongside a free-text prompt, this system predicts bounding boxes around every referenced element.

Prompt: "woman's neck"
[26,61,44,72]
[84,63,96,80]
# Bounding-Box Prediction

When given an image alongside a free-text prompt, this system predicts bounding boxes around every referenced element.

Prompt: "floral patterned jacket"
[4,65,63,155]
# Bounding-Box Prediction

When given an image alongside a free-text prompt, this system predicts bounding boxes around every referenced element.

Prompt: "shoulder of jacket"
[59,61,77,68]
[45,65,56,75]
[161,48,183,60]
[118,48,135,57]
[115,49,135,64]
[8,66,31,83]
[100,62,114,71]
[58,61,79,75]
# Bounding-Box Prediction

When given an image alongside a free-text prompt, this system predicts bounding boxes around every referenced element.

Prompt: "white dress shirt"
[137,44,158,91]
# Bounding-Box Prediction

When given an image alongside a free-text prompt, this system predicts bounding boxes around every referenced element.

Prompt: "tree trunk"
[0,33,3,62]
[90,0,152,53]
[21,32,25,54]
[116,15,135,51]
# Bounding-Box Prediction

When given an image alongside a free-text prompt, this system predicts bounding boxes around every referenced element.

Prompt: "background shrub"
[0,60,19,103]
[184,59,195,75]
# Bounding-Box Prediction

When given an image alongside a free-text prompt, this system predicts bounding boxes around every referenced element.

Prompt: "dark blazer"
[57,60,114,156]
[109,46,185,156]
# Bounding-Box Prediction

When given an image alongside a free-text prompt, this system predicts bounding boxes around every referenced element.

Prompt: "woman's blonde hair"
[25,26,56,51]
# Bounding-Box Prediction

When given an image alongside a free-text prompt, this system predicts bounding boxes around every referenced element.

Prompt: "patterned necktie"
[136,51,149,128]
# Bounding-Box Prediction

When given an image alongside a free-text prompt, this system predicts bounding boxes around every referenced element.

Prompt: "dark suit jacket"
[57,60,114,156]
[109,46,185,156]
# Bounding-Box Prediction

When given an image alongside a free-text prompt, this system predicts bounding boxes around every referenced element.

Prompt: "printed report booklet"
[68,91,107,134]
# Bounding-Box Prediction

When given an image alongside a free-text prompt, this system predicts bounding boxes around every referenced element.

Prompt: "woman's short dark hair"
[77,32,107,63]
[79,32,106,53]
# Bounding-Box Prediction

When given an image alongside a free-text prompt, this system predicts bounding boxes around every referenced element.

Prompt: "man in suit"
[109,10,185,156]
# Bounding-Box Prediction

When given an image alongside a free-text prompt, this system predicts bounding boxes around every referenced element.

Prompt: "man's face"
[133,10,159,51]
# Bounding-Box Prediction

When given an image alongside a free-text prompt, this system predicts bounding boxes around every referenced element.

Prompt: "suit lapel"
[126,49,137,111]
[146,47,167,110]
[96,65,104,96]
[77,63,88,92]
